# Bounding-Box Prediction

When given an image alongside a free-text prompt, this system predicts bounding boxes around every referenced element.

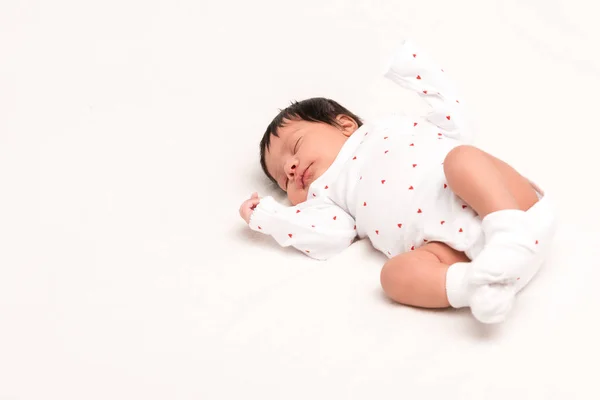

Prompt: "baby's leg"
[443,145,555,322]
[443,145,538,218]
[380,242,469,308]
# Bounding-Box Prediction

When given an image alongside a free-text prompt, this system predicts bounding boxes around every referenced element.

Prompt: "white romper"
[249,40,486,261]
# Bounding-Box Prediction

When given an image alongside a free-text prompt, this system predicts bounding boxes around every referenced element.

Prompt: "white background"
[1,0,599,399]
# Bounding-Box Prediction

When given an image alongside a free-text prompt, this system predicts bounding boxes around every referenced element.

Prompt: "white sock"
[446,262,471,308]
[445,196,557,323]
[470,209,539,284]
[468,196,557,323]
[470,283,518,323]
[446,261,520,324]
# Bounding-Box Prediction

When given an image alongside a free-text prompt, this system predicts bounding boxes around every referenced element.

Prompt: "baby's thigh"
[489,152,539,210]
[475,147,539,211]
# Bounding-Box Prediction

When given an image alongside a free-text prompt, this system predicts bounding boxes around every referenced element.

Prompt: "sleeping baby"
[239,39,557,324]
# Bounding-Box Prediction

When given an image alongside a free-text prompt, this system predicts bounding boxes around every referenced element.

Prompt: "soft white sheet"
[1,1,599,399]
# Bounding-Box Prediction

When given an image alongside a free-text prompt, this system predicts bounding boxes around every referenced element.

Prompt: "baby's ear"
[336,114,359,137]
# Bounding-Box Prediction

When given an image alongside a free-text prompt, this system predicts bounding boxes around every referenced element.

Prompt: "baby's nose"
[285,161,297,178]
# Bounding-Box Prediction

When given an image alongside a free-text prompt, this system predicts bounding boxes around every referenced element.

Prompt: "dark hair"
[259,97,363,185]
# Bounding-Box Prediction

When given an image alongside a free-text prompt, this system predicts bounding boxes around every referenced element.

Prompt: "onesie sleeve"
[383,39,472,142]
[248,196,357,261]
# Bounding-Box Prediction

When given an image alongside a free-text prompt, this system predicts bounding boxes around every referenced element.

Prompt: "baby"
[239,39,557,324]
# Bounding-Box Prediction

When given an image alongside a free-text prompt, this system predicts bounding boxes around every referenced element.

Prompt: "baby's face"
[265,115,358,205]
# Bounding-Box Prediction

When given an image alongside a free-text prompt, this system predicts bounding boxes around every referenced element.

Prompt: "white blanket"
[1,0,598,399]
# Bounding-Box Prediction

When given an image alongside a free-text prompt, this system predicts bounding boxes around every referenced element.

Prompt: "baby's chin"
[287,185,310,206]
[289,189,308,206]
[289,182,319,206]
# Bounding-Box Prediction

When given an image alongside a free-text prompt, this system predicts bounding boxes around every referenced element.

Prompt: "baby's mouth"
[299,164,312,189]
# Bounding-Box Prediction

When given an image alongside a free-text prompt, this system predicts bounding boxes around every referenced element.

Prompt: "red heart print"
[296,209,301,213]
[353,225,356,230]
[360,176,363,180]
[397,223,402,228]
[258,226,262,230]
[305,250,310,253]
[409,143,414,146]
[446,115,451,120]
[413,53,417,58]
[459,228,463,233]
[413,122,418,127]
[424,239,428,242]
[416,75,421,80]
[535,240,539,245]
[311,225,316,228]
[384,136,388,139]
[444,184,448,189]
[375,230,379,235]
[462,205,468,209]
[423,90,428,94]
[312,193,316,197]
[409,186,414,190]
[411,246,415,251]
[381,180,386,184]
[417,209,422,213]
[438,133,442,136]
[363,202,367,206]
[412,164,417,168]
[441,221,445,225]
[324,185,329,189]
[456,100,460,103]
[353,156,357,160]
[288,233,293,238]
[384,150,389,154]
[333,216,337,220]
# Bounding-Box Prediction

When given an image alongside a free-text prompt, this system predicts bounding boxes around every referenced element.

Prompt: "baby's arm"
[384,39,471,142]
[240,194,356,260]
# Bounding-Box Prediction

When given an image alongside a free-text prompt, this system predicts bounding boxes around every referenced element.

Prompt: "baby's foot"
[469,282,517,324]
[466,207,551,323]
[469,210,540,285]
[446,261,519,323]
[452,196,557,324]
[466,244,538,324]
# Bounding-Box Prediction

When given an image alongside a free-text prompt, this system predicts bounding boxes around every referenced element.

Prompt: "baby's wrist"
[247,207,257,226]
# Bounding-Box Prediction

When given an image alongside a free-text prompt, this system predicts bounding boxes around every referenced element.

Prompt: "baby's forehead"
[276,118,304,135]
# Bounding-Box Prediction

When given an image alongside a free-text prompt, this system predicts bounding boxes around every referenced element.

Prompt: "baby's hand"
[239,192,261,224]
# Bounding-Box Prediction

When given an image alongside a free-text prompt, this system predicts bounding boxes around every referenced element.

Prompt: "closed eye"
[293,137,301,154]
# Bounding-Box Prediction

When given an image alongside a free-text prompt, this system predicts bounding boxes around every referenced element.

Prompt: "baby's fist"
[239,192,261,224]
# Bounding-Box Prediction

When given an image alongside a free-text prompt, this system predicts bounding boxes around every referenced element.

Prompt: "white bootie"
[446,195,557,324]
[470,209,539,285]
[470,283,518,323]
[469,196,557,323]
